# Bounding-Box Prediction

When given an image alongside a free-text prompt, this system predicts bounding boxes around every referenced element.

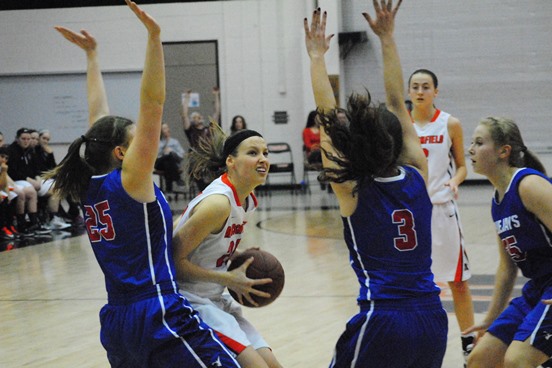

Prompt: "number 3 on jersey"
[84,200,116,242]
[392,209,418,251]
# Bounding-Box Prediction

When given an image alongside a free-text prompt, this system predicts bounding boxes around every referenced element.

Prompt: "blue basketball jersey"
[492,168,552,283]
[82,169,178,298]
[342,166,440,302]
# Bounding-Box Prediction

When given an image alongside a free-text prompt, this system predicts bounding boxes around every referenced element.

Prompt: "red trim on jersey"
[409,109,442,123]
[250,193,258,208]
[454,242,464,282]
[215,331,247,354]
[221,173,241,206]
[430,109,441,123]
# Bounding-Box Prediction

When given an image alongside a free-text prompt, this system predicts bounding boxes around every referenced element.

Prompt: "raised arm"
[180,89,192,131]
[121,0,165,201]
[304,10,336,113]
[54,26,109,126]
[363,0,427,180]
[212,87,221,124]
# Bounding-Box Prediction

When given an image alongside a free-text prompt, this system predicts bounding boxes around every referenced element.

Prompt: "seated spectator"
[181,87,221,191]
[230,115,247,135]
[154,123,185,192]
[37,129,82,226]
[302,110,322,165]
[7,128,69,233]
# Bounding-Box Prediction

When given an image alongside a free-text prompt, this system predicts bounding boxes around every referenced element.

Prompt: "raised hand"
[54,27,97,53]
[304,8,334,59]
[362,0,403,38]
[125,0,160,36]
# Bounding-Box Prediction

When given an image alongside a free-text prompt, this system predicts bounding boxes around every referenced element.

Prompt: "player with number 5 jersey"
[305,1,447,367]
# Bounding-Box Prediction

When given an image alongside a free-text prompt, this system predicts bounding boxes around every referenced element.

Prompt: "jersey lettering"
[216,238,241,267]
[419,135,444,145]
[392,209,418,251]
[84,200,116,242]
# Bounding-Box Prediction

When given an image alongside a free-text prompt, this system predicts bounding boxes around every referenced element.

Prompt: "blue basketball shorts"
[488,281,552,357]
[99,293,240,368]
[329,296,448,368]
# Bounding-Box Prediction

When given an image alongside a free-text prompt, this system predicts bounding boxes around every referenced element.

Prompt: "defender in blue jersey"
[48,2,239,367]
[305,2,447,367]
[466,118,552,368]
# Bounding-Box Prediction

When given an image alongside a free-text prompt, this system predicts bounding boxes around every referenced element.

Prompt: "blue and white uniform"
[414,109,470,283]
[175,173,268,355]
[82,169,239,367]
[488,168,552,357]
[330,166,448,368]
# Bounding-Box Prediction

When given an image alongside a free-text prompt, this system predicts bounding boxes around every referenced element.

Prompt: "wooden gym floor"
[0,182,527,367]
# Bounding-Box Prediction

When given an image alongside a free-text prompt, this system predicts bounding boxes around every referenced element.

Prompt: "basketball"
[227,248,285,307]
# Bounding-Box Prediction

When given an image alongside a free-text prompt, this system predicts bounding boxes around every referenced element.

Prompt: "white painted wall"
[1,0,551,180]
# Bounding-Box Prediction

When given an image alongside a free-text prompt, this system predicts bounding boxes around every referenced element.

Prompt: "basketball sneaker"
[1,226,14,240]
[46,215,72,230]
[462,334,475,368]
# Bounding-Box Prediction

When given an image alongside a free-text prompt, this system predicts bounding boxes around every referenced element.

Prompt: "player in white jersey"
[173,127,283,368]
[409,69,475,363]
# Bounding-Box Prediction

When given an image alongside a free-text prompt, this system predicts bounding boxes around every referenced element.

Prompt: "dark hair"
[408,69,438,89]
[317,91,403,193]
[187,124,263,185]
[479,117,546,175]
[305,110,318,128]
[45,116,134,201]
[230,115,247,134]
[16,127,32,137]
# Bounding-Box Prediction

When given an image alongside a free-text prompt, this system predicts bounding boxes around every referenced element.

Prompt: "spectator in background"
[6,128,50,235]
[29,129,40,150]
[155,123,185,192]
[230,115,247,135]
[0,131,5,147]
[181,87,221,191]
[302,110,321,165]
[34,129,74,229]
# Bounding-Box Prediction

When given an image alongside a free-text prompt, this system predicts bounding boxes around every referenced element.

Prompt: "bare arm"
[463,235,517,334]
[180,89,192,131]
[211,87,221,124]
[121,0,165,202]
[363,0,427,181]
[304,10,357,212]
[54,27,109,126]
[447,116,467,198]
[172,195,271,306]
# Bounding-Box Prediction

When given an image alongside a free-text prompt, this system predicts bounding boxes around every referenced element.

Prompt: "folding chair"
[302,145,323,194]
[266,142,297,193]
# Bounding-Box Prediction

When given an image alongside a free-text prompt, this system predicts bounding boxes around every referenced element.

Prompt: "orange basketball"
[227,248,285,307]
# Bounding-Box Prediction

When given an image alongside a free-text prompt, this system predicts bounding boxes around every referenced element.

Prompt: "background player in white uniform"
[173,127,283,368]
[409,69,475,361]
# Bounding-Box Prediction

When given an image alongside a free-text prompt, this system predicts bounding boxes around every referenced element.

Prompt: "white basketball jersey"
[413,110,454,204]
[175,173,258,298]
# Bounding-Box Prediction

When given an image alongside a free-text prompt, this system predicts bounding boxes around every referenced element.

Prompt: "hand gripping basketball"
[227,248,285,307]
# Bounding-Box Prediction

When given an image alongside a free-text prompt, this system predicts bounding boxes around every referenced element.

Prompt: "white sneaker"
[49,215,72,230]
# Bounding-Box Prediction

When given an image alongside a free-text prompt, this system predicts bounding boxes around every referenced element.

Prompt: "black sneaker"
[27,224,52,235]
[462,334,475,367]
[19,227,36,238]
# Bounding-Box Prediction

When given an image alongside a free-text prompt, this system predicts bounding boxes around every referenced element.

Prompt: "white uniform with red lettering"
[414,110,471,283]
[174,173,269,355]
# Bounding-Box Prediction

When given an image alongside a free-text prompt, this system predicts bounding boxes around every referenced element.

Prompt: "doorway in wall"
[162,41,220,151]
